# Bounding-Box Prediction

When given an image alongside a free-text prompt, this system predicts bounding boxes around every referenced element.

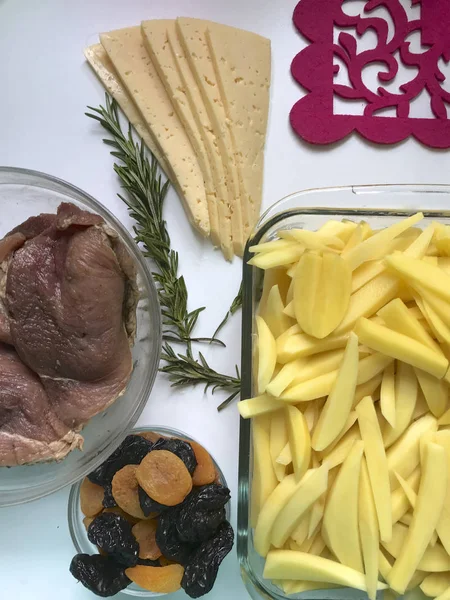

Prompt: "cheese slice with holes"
[176,17,244,255]
[84,44,171,177]
[206,21,270,229]
[100,27,210,237]
[141,19,232,257]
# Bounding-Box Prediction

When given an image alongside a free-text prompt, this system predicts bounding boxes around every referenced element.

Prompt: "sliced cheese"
[84,43,171,177]
[141,20,224,252]
[206,21,271,231]
[176,17,244,255]
[100,27,210,237]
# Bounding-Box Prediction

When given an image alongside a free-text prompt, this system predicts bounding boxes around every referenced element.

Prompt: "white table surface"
[1,0,450,599]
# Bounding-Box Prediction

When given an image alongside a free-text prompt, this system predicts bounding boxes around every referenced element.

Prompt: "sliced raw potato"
[263,285,293,338]
[322,440,364,572]
[271,464,329,547]
[258,267,291,313]
[342,212,423,271]
[391,468,421,525]
[317,411,358,458]
[383,362,418,447]
[238,394,284,419]
[386,253,450,304]
[276,330,349,364]
[279,229,344,251]
[84,44,171,176]
[318,219,357,242]
[387,443,447,593]
[415,368,448,418]
[387,413,438,488]
[383,523,450,572]
[421,573,450,598]
[267,349,344,396]
[254,474,298,557]
[141,19,224,250]
[280,352,392,403]
[394,471,418,508]
[291,508,312,547]
[353,373,383,408]
[416,286,450,329]
[334,272,401,335]
[206,21,271,230]
[250,239,298,254]
[293,251,351,339]
[356,396,392,543]
[438,407,450,425]
[359,457,380,600]
[269,411,288,482]
[312,333,359,451]
[413,390,430,420]
[100,27,210,237]
[249,245,305,270]
[351,260,385,294]
[378,549,393,582]
[176,17,244,255]
[434,430,450,555]
[323,424,361,470]
[263,550,388,591]
[380,361,396,428]
[282,580,340,595]
[354,317,448,378]
[303,401,319,433]
[251,416,277,527]
[255,316,277,393]
[378,298,441,353]
[285,405,311,481]
[276,442,292,466]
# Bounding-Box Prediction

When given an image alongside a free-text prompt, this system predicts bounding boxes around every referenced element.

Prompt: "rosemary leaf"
[212,281,243,340]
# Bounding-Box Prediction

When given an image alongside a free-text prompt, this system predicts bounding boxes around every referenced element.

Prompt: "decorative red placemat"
[290,0,450,148]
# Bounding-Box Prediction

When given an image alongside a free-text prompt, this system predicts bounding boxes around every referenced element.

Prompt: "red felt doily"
[291,0,450,148]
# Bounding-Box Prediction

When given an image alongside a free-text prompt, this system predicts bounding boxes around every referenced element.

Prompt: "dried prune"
[138,486,168,517]
[102,482,117,509]
[177,506,226,544]
[132,519,161,560]
[190,442,216,486]
[181,521,234,598]
[152,437,197,475]
[111,465,145,519]
[185,484,231,512]
[70,553,130,597]
[88,512,139,567]
[103,506,140,526]
[156,507,197,566]
[136,450,192,506]
[80,478,105,517]
[126,564,184,593]
[88,435,154,487]
[137,557,161,567]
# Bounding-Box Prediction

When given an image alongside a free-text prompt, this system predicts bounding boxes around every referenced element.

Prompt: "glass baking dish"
[238,184,450,600]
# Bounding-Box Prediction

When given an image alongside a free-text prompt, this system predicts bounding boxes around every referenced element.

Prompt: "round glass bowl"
[0,167,162,507]
[68,426,230,597]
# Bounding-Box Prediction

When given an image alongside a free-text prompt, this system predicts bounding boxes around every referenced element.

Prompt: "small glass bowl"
[0,167,162,507]
[68,426,230,597]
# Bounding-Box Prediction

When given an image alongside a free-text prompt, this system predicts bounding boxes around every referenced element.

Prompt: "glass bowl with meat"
[0,167,161,506]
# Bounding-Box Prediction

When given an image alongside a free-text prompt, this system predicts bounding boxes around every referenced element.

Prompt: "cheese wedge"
[84,43,171,177]
[176,17,244,255]
[141,20,224,252]
[206,21,270,232]
[100,27,210,237]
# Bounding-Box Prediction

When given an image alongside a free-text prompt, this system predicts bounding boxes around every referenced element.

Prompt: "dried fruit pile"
[70,432,234,597]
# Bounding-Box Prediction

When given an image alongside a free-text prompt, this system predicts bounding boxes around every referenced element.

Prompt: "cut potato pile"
[239,215,450,599]
[85,18,271,260]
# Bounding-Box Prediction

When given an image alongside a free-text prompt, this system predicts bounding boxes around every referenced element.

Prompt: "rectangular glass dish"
[238,184,450,600]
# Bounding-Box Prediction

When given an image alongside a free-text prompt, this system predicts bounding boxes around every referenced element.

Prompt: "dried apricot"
[83,516,94,531]
[190,441,216,486]
[111,465,146,519]
[132,520,162,560]
[137,431,162,443]
[136,450,192,506]
[125,564,184,593]
[103,506,140,526]
[80,477,104,517]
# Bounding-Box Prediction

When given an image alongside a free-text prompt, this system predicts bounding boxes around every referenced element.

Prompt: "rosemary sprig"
[86,96,221,347]
[86,95,241,409]
[212,281,243,340]
[161,343,241,411]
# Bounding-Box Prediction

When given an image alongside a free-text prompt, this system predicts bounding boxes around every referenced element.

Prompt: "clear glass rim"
[0,166,162,506]
[68,426,230,598]
[237,185,450,600]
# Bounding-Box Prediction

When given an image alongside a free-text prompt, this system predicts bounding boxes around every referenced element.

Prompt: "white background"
[0,0,450,599]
